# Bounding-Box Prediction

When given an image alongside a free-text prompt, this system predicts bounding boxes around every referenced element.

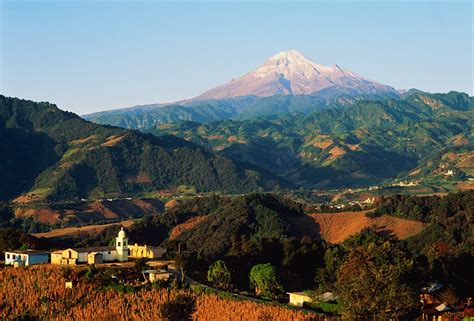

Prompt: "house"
[51,227,129,265]
[129,244,166,259]
[287,292,313,307]
[4,250,50,267]
[141,269,174,283]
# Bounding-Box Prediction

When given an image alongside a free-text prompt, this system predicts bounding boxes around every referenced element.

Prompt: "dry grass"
[70,134,98,145]
[328,146,346,158]
[33,220,135,239]
[408,168,421,176]
[102,135,126,147]
[451,134,469,146]
[170,216,208,239]
[0,266,323,321]
[227,135,246,144]
[14,208,62,224]
[313,140,333,149]
[294,211,425,244]
[457,182,474,190]
[346,143,360,151]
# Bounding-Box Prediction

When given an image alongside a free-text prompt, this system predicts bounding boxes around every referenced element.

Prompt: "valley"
[1,51,472,320]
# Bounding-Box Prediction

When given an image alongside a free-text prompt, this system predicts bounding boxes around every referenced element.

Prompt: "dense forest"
[0,95,285,203]
[146,92,473,188]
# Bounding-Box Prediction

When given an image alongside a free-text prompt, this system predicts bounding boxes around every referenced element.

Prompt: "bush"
[207,260,232,290]
[159,293,196,321]
[249,263,283,299]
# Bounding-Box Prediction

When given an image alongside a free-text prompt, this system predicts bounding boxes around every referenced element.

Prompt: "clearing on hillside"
[33,220,135,239]
[292,211,426,244]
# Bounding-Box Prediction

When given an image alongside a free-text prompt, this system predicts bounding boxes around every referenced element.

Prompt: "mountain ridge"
[0,95,286,203]
[196,50,398,100]
[83,50,402,126]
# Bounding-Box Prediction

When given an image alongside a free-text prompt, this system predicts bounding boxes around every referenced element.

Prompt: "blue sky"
[1,0,472,114]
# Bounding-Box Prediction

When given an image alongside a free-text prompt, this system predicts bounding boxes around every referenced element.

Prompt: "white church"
[51,227,164,265]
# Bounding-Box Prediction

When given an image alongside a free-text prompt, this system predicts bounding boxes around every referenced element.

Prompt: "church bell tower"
[116,227,129,262]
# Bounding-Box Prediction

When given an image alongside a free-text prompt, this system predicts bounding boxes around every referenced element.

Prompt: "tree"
[207,260,232,290]
[335,241,418,319]
[159,293,196,321]
[249,263,283,299]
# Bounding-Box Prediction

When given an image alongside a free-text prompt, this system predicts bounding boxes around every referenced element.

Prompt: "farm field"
[33,220,135,239]
[0,266,324,321]
[292,211,426,244]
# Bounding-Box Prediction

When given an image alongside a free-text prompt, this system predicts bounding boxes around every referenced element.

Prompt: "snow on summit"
[196,50,397,100]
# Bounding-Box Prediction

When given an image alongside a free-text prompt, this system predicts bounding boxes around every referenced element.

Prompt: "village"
[3,227,472,320]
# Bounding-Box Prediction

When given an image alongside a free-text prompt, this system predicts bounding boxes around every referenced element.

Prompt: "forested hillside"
[0,96,284,203]
[148,92,474,188]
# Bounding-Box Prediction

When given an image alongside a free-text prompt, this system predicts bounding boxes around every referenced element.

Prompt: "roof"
[5,250,50,255]
[59,246,115,253]
[421,282,444,293]
[435,303,450,312]
[287,292,312,298]
[317,292,337,302]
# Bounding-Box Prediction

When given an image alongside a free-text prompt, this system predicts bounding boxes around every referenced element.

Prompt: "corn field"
[0,266,328,320]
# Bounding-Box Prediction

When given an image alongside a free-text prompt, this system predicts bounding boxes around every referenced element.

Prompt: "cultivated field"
[33,220,135,239]
[0,266,324,321]
[292,211,426,244]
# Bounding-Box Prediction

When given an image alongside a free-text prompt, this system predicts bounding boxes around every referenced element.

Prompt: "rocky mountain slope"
[83,50,400,128]
[197,49,397,99]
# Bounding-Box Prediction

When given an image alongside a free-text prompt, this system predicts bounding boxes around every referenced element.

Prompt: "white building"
[4,250,50,267]
[51,227,129,265]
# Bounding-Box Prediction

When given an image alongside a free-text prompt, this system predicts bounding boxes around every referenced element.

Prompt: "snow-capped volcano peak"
[196,50,397,100]
[255,49,340,80]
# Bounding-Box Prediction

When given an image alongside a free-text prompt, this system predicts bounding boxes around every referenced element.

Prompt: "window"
[12,255,16,259]
[6,254,10,259]
[124,241,127,246]
[117,242,121,247]
[108,251,111,254]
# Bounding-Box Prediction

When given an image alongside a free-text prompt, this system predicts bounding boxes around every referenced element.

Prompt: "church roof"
[64,246,115,253]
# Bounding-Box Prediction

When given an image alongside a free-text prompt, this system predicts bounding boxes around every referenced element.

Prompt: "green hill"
[147,92,474,188]
[0,95,285,203]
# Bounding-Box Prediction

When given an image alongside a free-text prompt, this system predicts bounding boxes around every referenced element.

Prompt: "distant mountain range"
[2,50,472,204]
[0,95,285,203]
[83,50,401,129]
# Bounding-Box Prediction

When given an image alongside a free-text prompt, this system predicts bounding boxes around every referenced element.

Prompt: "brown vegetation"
[170,216,208,239]
[70,134,98,145]
[457,182,474,190]
[0,266,322,321]
[12,199,163,226]
[102,134,126,147]
[300,211,425,243]
[33,220,135,239]
[328,146,346,158]
[313,140,333,149]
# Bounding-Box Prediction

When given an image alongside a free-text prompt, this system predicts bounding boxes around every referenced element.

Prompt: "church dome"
[118,227,127,239]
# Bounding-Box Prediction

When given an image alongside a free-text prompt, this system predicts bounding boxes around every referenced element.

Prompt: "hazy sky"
[1,0,472,115]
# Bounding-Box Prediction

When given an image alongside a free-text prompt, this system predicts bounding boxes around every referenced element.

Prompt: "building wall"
[77,252,87,263]
[288,294,312,307]
[88,253,103,265]
[101,250,117,262]
[129,244,166,259]
[51,252,63,264]
[28,254,49,265]
[4,252,49,266]
[4,252,18,265]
